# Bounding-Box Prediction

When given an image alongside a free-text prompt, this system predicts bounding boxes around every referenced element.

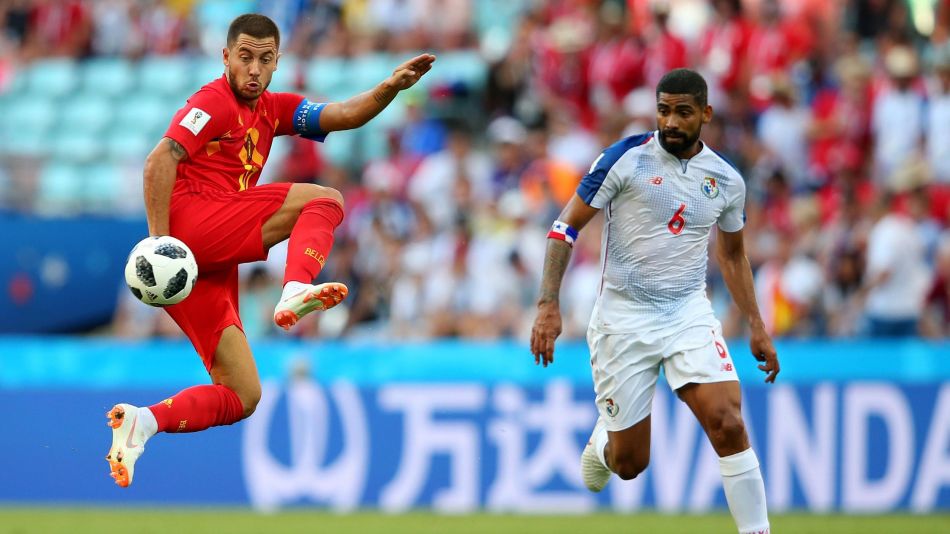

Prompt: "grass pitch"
[0,509,947,533]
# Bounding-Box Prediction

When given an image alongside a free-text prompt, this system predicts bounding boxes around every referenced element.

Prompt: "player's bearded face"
[655,93,710,157]
[224,35,279,102]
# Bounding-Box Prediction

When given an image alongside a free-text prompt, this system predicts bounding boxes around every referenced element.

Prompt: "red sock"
[283,197,344,285]
[148,384,245,433]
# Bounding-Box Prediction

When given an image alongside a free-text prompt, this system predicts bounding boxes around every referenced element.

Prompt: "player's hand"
[750,324,780,383]
[386,54,436,91]
[530,302,562,367]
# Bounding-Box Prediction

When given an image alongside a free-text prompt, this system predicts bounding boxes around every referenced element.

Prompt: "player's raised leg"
[106,326,259,487]
[263,183,349,330]
[582,413,652,492]
[679,381,769,534]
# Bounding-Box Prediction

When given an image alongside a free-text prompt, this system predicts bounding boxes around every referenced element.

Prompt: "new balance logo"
[650,176,663,185]
[177,420,188,431]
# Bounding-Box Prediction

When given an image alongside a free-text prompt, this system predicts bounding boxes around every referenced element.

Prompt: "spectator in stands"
[408,122,492,230]
[872,45,926,188]
[20,0,92,60]
[862,193,932,336]
[641,1,687,90]
[927,44,950,185]
[756,75,811,191]
[697,0,752,107]
[486,115,529,198]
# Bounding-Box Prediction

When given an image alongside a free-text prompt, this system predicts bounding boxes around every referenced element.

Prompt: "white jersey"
[578,131,746,335]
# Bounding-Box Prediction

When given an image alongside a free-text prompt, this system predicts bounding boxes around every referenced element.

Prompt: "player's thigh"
[261,182,344,248]
[210,325,262,414]
[588,328,662,436]
[171,184,292,269]
[665,323,747,454]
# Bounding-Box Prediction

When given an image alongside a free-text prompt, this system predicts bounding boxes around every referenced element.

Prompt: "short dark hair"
[227,14,280,49]
[656,69,708,107]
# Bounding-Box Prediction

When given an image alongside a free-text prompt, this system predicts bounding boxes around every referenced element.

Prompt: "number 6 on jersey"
[668,203,687,235]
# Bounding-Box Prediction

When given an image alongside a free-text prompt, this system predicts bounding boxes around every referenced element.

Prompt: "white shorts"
[587,321,739,432]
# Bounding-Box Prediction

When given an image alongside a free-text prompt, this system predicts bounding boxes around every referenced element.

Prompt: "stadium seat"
[50,128,104,163]
[36,161,82,215]
[61,95,113,134]
[268,54,300,93]
[349,54,395,91]
[2,94,56,147]
[305,56,347,97]
[27,59,79,98]
[422,50,487,88]
[320,128,357,168]
[80,58,136,98]
[138,56,191,97]
[103,128,151,162]
[1,129,48,158]
[116,93,172,135]
[81,162,125,212]
[191,56,225,88]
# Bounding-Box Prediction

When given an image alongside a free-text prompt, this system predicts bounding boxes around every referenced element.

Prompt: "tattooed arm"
[143,137,187,236]
[530,194,600,367]
[318,54,435,132]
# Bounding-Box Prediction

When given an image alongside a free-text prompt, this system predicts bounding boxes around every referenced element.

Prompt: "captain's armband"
[292,98,328,141]
[547,220,578,247]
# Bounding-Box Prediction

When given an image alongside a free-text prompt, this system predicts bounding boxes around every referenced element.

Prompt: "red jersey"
[164,75,315,193]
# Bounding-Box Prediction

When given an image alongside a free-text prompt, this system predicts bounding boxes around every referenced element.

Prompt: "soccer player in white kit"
[530,69,779,534]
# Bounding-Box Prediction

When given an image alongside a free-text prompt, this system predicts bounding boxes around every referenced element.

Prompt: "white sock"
[280,281,309,302]
[720,448,770,534]
[137,406,158,439]
[594,424,609,469]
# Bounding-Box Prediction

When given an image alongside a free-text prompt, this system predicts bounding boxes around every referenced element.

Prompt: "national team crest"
[702,176,719,199]
[605,398,619,418]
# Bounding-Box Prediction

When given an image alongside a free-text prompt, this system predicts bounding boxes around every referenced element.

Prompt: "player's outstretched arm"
[530,194,600,367]
[716,228,780,383]
[318,54,436,132]
[143,137,187,236]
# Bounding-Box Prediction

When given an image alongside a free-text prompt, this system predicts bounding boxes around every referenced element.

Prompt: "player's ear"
[222,47,230,66]
[703,105,713,125]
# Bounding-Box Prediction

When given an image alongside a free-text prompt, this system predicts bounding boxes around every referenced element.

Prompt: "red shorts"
[164,181,292,372]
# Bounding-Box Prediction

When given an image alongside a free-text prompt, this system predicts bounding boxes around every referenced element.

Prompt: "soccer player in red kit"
[104,14,435,487]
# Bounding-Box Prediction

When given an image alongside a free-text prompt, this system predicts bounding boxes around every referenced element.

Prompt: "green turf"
[0,509,947,534]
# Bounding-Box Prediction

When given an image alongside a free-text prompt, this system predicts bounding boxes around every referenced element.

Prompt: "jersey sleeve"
[163,88,233,159]
[717,175,747,232]
[273,92,329,142]
[576,133,652,209]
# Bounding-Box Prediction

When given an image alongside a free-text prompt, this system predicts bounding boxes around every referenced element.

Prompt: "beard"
[227,73,267,101]
[657,128,701,157]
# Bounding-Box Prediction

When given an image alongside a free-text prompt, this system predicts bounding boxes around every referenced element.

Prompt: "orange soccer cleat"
[105,404,151,488]
[273,281,349,331]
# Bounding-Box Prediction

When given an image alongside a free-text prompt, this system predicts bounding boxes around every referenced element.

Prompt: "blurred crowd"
[5,0,950,341]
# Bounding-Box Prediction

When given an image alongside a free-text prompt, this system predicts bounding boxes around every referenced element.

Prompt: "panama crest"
[702,176,719,199]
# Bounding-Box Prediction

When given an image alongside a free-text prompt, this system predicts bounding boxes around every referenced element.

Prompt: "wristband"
[547,220,578,246]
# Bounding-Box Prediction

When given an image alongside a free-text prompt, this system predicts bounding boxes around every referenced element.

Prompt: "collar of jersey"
[651,131,710,174]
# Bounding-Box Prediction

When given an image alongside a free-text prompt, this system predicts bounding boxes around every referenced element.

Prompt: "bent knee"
[609,452,649,480]
[237,386,262,419]
[299,183,344,209]
[708,410,746,443]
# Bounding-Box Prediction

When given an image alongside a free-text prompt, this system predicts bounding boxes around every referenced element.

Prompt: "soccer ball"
[124,236,198,307]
